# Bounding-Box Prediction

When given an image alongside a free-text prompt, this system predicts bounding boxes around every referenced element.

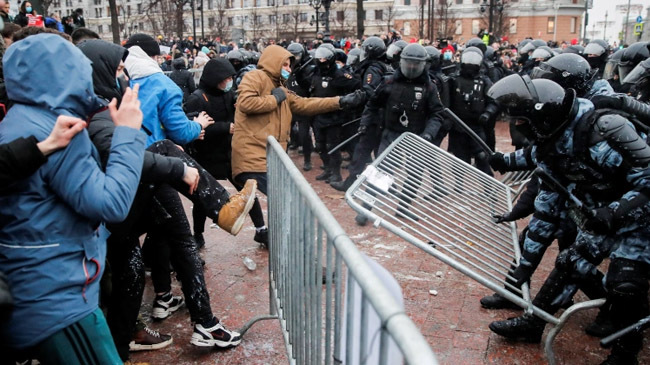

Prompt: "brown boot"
[217,179,257,235]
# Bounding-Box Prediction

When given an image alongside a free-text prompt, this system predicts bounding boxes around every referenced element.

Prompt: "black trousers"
[316,124,342,171]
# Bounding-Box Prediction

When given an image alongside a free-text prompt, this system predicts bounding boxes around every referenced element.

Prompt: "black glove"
[357,125,368,135]
[492,212,514,224]
[339,90,366,109]
[590,94,623,110]
[478,112,491,125]
[489,152,508,174]
[271,87,286,104]
[420,133,433,143]
[581,207,614,234]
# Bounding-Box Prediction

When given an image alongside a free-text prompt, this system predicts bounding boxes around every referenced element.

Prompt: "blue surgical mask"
[116,77,121,91]
[281,69,290,80]
[336,63,342,69]
[25,6,32,12]
[222,80,233,92]
[443,51,453,61]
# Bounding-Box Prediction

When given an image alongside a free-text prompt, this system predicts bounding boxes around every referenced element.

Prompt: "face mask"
[281,68,290,80]
[26,6,32,12]
[116,77,121,91]
[336,63,342,69]
[221,80,233,92]
[443,51,453,61]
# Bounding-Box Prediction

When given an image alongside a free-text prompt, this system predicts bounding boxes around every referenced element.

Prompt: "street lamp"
[480,0,504,35]
[309,0,322,34]
[309,0,340,33]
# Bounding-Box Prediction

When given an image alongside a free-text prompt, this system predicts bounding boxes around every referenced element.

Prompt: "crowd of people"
[0,4,649,363]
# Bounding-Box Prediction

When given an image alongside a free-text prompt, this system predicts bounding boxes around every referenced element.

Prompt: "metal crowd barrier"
[500,169,535,199]
[239,136,437,365]
[344,132,604,365]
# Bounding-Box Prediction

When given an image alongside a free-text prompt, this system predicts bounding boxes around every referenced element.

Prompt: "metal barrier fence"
[263,135,437,365]
[344,133,604,365]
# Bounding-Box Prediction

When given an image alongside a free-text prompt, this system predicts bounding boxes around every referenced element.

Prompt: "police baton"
[443,108,494,155]
[328,131,362,155]
[341,117,362,127]
[600,315,650,348]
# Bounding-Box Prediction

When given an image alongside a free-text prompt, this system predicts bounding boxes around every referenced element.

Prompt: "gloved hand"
[492,212,514,224]
[582,207,614,234]
[357,125,368,135]
[489,152,508,174]
[271,87,286,104]
[511,263,533,288]
[339,90,366,109]
[590,94,623,110]
[420,133,433,143]
[478,112,491,125]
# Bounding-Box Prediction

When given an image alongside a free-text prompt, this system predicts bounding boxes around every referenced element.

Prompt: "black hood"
[173,57,187,70]
[199,58,237,94]
[77,39,127,104]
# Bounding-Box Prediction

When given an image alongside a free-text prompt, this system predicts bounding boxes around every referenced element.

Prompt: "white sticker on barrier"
[361,165,394,193]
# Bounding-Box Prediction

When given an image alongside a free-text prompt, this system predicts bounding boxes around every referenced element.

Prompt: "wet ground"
[131,121,649,364]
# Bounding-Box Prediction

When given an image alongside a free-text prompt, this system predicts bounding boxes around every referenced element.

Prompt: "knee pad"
[606,258,650,297]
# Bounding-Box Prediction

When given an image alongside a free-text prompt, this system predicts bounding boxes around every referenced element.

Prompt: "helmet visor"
[386,43,402,60]
[400,58,425,79]
[619,64,635,81]
[603,61,618,80]
[487,74,536,119]
[314,47,334,60]
[531,48,552,60]
[461,51,483,66]
[530,66,554,80]
[584,42,606,56]
[622,60,650,85]
[347,53,359,66]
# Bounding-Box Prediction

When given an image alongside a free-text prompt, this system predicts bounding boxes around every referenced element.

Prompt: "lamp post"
[310,0,334,33]
[309,0,321,34]
[480,0,504,36]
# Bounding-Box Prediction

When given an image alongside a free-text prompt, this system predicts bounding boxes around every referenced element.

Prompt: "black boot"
[331,177,352,192]
[328,168,342,184]
[480,293,521,310]
[194,232,205,250]
[303,160,312,171]
[396,206,419,221]
[586,306,616,338]
[315,169,331,181]
[600,336,642,365]
[488,313,545,343]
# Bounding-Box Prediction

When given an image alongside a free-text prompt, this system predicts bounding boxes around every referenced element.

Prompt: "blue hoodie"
[0,34,146,349]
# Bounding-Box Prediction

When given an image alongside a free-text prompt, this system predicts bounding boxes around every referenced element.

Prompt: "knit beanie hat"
[124,33,160,57]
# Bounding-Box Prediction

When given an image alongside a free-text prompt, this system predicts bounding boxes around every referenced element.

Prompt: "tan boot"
[217,179,257,235]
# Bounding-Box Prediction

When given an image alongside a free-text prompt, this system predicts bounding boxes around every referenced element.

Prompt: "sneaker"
[254,227,268,247]
[129,327,173,351]
[191,322,242,348]
[152,293,184,319]
[217,179,257,235]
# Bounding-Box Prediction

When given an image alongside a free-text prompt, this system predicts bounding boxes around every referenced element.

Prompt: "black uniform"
[286,56,316,168]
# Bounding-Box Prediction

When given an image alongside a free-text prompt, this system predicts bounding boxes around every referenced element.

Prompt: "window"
[472,0,479,4]
[299,12,307,22]
[208,0,213,9]
[127,5,131,15]
[65,0,73,7]
[94,7,102,17]
[403,21,411,35]
[509,18,517,33]
[226,0,233,8]
[298,0,308,3]
[337,11,344,21]
[570,17,577,33]
[228,17,234,25]
[98,24,103,33]
[267,0,274,5]
[93,0,101,5]
[283,0,289,5]
[404,0,410,4]
[255,0,261,6]
[547,16,554,33]
[269,14,276,24]
[137,3,142,13]
[255,15,262,24]
[244,15,249,23]
[282,13,290,23]
[375,9,382,21]
[208,17,215,27]
[455,0,462,4]
[472,19,479,34]
[455,19,462,35]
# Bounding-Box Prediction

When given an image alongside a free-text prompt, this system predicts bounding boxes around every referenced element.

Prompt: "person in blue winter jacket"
[0,33,146,364]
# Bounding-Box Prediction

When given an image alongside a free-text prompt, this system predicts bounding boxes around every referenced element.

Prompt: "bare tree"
[41,0,54,18]
[288,6,302,40]
[117,0,134,39]
[480,1,510,40]
[213,0,230,40]
[385,3,400,33]
[329,2,355,36]
[435,0,457,39]
[142,0,180,37]
[356,0,363,38]
[109,0,120,43]
[249,5,263,40]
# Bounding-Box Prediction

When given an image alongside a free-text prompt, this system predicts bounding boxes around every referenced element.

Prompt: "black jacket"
[169,58,196,101]
[0,136,47,194]
[78,39,186,184]
[13,12,28,27]
[184,58,236,179]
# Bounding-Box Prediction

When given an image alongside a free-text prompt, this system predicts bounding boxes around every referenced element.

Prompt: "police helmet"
[386,40,408,64]
[563,44,584,55]
[315,46,335,73]
[489,74,576,142]
[466,37,487,55]
[484,47,498,62]
[519,42,537,55]
[239,49,253,64]
[622,58,650,85]
[250,51,260,65]
[361,36,387,61]
[584,39,609,57]
[461,47,484,65]
[319,43,336,52]
[619,42,650,81]
[287,43,306,64]
[530,53,596,97]
[399,43,428,79]
[425,45,442,68]
[531,39,547,48]
[531,46,554,61]
[517,39,532,54]
[347,48,362,67]
[603,48,624,81]
[227,50,247,70]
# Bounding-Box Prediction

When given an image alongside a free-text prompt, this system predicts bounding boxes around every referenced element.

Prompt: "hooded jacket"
[125,46,202,146]
[78,39,185,184]
[231,45,341,178]
[185,58,236,179]
[169,57,196,101]
[0,34,146,349]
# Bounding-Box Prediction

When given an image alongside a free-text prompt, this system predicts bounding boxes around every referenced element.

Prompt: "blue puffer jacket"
[125,46,202,146]
[0,34,146,349]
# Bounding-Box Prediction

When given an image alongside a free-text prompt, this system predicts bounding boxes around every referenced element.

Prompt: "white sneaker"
[190,322,242,348]
[151,293,184,319]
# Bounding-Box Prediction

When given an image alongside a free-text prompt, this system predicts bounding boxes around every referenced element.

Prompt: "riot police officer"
[287,42,317,170]
[447,47,498,175]
[310,47,360,184]
[584,39,610,79]
[487,74,650,365]
[356,43,444,221]
[425,45,451,145]
[346,48,363,73]
[386,40,408,70]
